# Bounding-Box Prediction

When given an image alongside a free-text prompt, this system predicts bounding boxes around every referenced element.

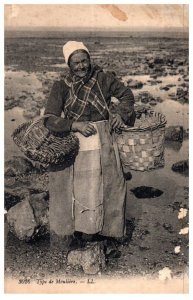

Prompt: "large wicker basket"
[116,110,167,171]
[12,115,79,167]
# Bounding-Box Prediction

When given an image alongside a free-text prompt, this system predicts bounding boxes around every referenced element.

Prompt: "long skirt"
[49,121,127,238]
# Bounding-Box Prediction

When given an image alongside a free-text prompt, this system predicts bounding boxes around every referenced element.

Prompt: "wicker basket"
[12,115,79,167]
[116,110,167,171]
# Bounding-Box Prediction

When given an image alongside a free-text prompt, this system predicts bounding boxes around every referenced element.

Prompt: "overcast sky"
[5,4,189,29]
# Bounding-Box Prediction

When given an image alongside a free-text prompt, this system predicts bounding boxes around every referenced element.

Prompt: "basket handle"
[23,114,56,139]
[97,81,129,133]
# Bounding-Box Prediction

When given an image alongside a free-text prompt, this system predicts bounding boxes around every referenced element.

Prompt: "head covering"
[63,41,89,65]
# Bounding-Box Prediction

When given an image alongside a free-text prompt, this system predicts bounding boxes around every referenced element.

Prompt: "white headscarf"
[63,41,89,64]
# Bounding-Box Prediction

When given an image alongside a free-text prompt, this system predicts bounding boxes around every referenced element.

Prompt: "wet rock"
[67,242,106,275]
[127,79,143,89]
[5,156,37,177]
[7,199,37,240]
[176,87,189,103]
[4,192,21,211]
[165,126,183,142]
[5,98,19,110]
[172,160,189,175]
[130,186,163,199]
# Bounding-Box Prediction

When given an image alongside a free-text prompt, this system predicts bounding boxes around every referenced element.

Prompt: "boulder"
[172,160,189,175]
[165,126,184,142]
[7,199,37,240]
[5,156,37,177]
[67,242,106,275]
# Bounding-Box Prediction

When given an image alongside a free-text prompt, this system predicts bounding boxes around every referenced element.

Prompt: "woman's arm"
[104,72,136,126]
[44,81,73,133]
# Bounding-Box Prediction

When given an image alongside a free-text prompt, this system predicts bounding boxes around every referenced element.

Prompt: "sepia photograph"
[4,2,189,293]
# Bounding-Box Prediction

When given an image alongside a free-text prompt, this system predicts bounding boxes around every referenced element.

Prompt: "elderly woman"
[44,41,135,254]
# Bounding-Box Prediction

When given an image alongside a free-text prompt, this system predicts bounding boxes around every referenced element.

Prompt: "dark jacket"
[44,69,135,132]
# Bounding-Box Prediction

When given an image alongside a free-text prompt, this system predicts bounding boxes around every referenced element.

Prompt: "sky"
[4,4,189,30]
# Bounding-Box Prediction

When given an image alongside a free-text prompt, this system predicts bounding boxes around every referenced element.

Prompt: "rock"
[163,223,174,233]
[172,160,189,175]
[149,100,157,106]
[154,57,164,64]
[7,199,37,240]
[29,192,49,226]
[165,126,184,142]
[127,79,143,89]
[67,242,106,275]
[147,80,157,86]
[4,192,21,211]
[164,141,182,152]
[4,217,9,247]
[160,86,170,91]
[5,98,19,110]
[23,107,40,118]
[5,156,37,177]
[155,96,163,103]
[183,128,189,139]
[137,91,155,104]
[150,74,157,79]
[176,87,189,103]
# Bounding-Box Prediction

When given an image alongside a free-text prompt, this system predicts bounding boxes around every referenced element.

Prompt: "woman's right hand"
[71,122,97,137]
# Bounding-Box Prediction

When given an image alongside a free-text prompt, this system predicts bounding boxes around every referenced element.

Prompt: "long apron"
[49,121,127,238]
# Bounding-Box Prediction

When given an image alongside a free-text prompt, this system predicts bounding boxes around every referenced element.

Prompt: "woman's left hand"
[110,114,124,130]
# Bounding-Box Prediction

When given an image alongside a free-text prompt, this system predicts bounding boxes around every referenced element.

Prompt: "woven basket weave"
[12,115,79,167]
[116,110,167,171]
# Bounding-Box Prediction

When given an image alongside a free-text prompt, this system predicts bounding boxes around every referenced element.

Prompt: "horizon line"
[5,25,189,31]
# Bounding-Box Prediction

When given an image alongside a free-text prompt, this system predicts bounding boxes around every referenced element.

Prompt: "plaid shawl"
[63,66,108,121]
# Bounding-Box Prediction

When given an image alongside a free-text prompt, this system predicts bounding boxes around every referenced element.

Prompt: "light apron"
[73,121,104,234]
[49,120,126,238]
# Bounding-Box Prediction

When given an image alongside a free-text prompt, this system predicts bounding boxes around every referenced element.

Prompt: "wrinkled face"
[69,50,91,78]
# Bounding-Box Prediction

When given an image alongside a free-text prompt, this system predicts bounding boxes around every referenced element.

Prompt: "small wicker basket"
[116,110,167,171]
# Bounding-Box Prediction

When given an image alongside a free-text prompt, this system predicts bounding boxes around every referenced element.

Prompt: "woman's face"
[69,51,91,78]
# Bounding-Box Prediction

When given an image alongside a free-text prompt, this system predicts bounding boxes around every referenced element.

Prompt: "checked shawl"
[63,66,108,121]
